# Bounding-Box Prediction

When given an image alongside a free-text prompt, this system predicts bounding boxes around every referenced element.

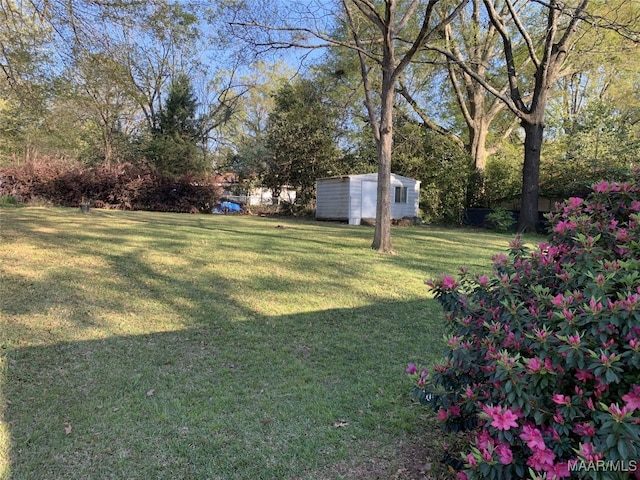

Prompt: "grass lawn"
[0,207,519,479]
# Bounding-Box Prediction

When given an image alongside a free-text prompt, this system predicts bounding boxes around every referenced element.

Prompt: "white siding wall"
[316,173,420,224]
[390,176,420,219]
[315,178,350,219]
[348,178,362,225]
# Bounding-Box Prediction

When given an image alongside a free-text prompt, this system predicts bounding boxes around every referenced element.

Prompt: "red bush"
[0,158,220,213]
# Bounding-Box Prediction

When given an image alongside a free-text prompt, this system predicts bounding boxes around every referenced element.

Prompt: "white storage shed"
[315,173,420,225]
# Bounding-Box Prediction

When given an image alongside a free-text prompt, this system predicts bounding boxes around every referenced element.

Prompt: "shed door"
[361,180,377,218]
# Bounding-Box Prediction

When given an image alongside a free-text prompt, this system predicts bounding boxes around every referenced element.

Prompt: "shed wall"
[316,173,420,224]
[315,178,350,219]
[390,176,420,219]
[348,179,363,225]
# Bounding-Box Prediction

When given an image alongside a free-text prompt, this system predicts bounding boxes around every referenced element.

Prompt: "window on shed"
[394,186,408,203]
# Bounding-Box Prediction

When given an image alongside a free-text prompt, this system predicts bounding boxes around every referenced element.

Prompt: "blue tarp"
[213,201,242,214]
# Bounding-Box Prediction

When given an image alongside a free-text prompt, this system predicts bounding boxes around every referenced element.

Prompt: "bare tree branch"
[351,0,386,31]
[342,0,381,141]
[397,80,466,148]
[505,0,540,67]
[481,0,528,113]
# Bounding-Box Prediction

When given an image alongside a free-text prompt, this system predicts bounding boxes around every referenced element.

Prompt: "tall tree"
[430,0,640,232]
[217,60,296,182]
[147,72,205,176]
[231,0,467,252]
[440,0,515,171]
[0,0,55,160]
[67,52,140,165]
[396,0,515,172]
[264,79,340,208]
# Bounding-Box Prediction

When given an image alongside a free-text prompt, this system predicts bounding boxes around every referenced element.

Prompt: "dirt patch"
[392,439,454,480]
[304,438,455,480]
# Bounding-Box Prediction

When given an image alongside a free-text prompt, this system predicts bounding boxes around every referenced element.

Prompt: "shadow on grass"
[3,300,446,480]
[1,208,509,479]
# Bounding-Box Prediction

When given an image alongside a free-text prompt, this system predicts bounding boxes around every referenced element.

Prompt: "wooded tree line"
[1,0,639,250]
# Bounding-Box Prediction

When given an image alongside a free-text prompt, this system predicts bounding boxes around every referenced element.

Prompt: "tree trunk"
[469,120,489,171]
[371,68,395,253]
[103,131,113,168]
[518,120,544,232]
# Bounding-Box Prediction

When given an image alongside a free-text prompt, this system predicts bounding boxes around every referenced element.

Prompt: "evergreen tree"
[147,73,206,176]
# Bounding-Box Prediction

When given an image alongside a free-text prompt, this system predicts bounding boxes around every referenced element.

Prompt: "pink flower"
[623,385,640,411]
[589,297,603,313]
[553,220,576,234]
[466,453,477,468]
[616,228,630,242]
[567,334,581,347]
[463,386,475,400]
[544,358,555,373]
[609,403,629,421]
[585,398,595,410]
[489,407,519,430]
[575,369,594,383]
[526,357,543,373]
[577,442,602,462]
[600,352,618,366]
[546,462,571,478]
[594,181,620,193]
[478,275,489,287]
[573,422,596,437]
[456,472,469,480]
[481,448,493,462]
[496,443,513,465]
[417,369,429,387]
[552,394,571,405]
[595,378,609,398]
[442,275,457,290]
[594,181,609,193]
[437,406,460,423]
[527,447,556,470]
[476,429,495,450]
[492,253,508,266]
[520,425,546,450]
[405,363,417,374]
[533,328,549,341]
[624,294,640,311]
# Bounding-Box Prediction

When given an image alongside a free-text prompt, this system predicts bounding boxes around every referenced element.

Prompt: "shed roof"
[317,172,419,183]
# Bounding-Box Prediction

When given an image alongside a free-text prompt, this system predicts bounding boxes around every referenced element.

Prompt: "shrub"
[410,172,640,479]
[0,158,220,213]
[391,127,474,225]
[486,208,515,233]
[0,195,20,207]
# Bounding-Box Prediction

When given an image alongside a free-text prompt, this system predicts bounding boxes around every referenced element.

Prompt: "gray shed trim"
[315,173,420,225]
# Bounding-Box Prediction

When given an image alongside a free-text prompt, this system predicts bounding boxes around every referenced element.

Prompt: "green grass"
[0,207,519,479]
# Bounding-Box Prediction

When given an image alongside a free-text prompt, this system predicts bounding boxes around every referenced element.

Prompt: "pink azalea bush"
[410,172,640,479]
